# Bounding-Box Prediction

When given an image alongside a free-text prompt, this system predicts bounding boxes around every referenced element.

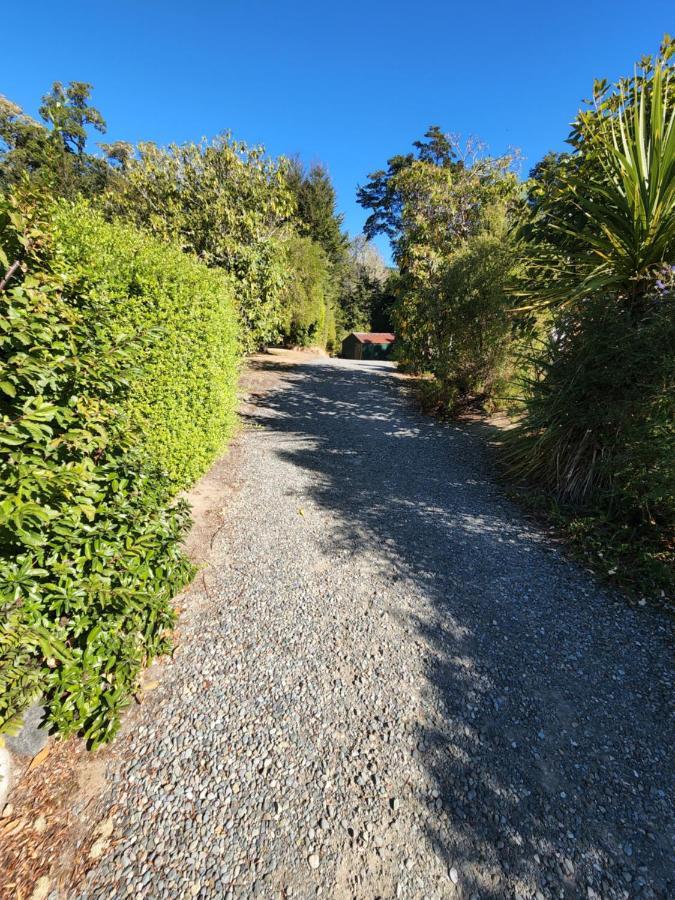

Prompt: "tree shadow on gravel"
[242,357,674,900]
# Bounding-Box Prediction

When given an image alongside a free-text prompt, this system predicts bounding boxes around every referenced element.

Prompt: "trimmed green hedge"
[0,192,240,745]
[54,201,239,489]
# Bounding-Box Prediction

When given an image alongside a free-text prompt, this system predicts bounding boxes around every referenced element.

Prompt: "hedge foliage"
[0,189,239,745]
[104,137,294,353]
[0,192,189,745]
[0,85,354,747]
[54,200,239,489]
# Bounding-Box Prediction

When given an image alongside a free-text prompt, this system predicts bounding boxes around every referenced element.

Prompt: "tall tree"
[38,81,106,157]
[339,236,393,332]
[0,82,107,196]
[358,127,518,267]
[358,127,521,403]
[285,158,348,267]
[357,126,458,253]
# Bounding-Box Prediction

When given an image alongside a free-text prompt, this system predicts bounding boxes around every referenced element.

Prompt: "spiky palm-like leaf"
[517,46,674,310]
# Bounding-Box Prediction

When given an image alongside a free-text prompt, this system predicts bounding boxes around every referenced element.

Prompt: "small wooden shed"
[341,332,395,361]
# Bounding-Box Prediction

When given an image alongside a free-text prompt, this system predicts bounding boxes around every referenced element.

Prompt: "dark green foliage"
[369,278,397,333]
[510,294,674,502]
[279,236,336,349]
[54,201,239,489]
[286,159,348,268]
[339,270,378,332]
[339,237,392,334]
[508,39,675,595]
[0,190,194,746]
[508,293,674,592]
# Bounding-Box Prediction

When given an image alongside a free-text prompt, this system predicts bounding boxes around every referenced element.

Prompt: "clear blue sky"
[3,1,671,261]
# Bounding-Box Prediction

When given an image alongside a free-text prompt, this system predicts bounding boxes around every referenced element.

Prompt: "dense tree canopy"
[0,82,109,198]
[359,127,521,400]
[339,236,393,333]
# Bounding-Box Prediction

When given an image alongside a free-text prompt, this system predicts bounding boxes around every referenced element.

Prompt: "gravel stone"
[5,704,49,757]
[77,358,675,900]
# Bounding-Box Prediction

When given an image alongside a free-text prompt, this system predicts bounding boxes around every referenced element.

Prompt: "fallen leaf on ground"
[2,817,25,835]
[29,745,51,770]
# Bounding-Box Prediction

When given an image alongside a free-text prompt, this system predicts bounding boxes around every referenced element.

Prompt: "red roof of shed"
[350,332,395,345]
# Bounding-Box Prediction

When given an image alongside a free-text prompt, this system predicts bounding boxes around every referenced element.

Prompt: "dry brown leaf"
[29,745,51,770]
[88,836,109,859]
[2,817,26,835]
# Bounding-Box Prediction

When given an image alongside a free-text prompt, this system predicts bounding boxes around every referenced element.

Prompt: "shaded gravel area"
[79,357,673,900]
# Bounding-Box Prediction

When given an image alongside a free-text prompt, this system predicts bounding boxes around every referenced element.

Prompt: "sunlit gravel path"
[80,357,674,900]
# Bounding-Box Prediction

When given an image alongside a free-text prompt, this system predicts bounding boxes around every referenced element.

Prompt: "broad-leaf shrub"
[54,200,239,489]
[104,136,293,352]
[0,191,211,746]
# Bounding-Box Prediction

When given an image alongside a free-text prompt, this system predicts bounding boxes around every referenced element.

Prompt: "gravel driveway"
[80,356,674,900]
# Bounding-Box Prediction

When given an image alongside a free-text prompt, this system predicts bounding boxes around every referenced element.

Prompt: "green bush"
[279,235,335,348]
[358,128,520,407]
[508,43,675,595]
[508,292,675,592]
[54,200,239,489]
[0,190,195,746]
[423,231,516,411]
[104,136,294,352]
